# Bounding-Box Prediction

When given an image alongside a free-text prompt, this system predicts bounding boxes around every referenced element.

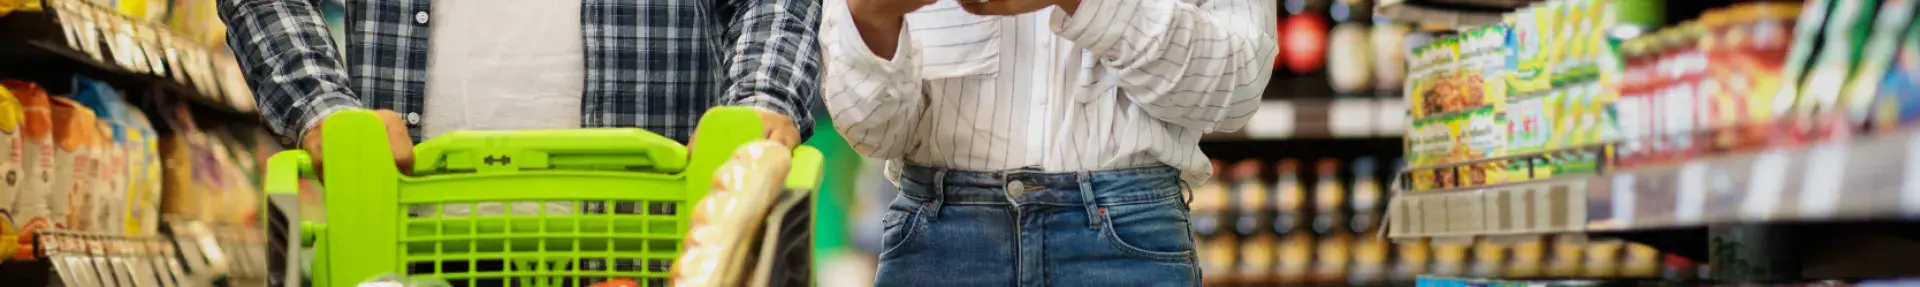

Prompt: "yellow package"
[0,86,22,241]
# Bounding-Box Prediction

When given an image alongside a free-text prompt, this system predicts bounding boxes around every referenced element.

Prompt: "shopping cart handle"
[266,151,314,195]
[412,128,691,174]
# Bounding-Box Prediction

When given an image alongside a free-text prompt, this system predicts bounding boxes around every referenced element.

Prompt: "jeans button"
[1006,181,1025,197]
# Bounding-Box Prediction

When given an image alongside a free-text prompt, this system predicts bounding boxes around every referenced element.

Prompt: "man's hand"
[754,108,802,147]
[302,109,415,174]
[959,0,1080,16]
[847,0,936,59]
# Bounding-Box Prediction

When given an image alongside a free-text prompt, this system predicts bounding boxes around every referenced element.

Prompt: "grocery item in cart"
[2,80,53,258]
[673,141,792,287]
[48,97,100,231]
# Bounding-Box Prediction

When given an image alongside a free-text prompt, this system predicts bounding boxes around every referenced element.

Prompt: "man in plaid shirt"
[218,0,819,167]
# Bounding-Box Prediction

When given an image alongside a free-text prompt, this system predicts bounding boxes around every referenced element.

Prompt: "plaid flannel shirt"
[218,0,820,144]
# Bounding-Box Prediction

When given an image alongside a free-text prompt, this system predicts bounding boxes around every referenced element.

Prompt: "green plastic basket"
[264,107,824,287]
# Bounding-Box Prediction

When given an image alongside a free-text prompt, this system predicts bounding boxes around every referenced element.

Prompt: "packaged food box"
[47,97,100,231]
[1511,4,1553,94]
[1461,107,1506,186]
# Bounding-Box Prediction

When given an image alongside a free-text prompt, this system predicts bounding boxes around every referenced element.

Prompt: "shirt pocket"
[906,3,1002,79]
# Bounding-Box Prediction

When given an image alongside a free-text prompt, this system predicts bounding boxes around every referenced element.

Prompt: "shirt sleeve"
[1049,0,1278,133]
[218,0,363,144]
[720,0,823,140]
[820,0,925,160]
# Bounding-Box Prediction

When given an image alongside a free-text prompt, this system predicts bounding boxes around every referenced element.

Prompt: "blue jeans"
[874,165,1199,287]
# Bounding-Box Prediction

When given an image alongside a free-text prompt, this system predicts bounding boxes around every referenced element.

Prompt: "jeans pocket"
[1098,197,1197,262]
[880,195,928,258]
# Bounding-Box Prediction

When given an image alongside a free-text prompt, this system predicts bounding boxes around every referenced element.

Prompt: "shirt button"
[415,11,430,24]
[406,112,421,125]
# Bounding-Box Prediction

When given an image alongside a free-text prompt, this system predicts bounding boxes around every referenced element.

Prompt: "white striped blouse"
[821,0,1278,185]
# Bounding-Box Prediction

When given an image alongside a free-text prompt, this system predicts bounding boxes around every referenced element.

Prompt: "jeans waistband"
[898,165,1184,207]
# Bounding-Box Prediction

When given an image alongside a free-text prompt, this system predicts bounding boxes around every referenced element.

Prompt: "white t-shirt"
[423,0,585,139]
[422,0,585,217]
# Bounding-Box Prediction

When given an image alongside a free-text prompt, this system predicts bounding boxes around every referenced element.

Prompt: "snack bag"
[159,103,198,221]
[119,104,159,235]
[3,80,54,257]
[70,76,129,234]
[48,97,100,231]
[0,85,23,243]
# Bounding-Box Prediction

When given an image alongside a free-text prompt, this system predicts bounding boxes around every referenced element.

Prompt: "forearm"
[218,0,362,143]
[721,0,823,140]
[1051,0,1276,132]
[823,0,925,160]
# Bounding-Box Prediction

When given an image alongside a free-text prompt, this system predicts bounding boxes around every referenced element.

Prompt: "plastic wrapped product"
[2,80,54,259]
[48,97,101,231]
[0,85,23,247]
[119,104,160,235]
[672,141,791,287]
[70,76,128,234]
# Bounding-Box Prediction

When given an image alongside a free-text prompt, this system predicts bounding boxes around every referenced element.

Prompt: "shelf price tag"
[1799,142,1848,218]
[1676,161,1709,224]
[1246,101,1295,139]
[1744,148,1791,221]
[1906,132,1920,217]
[1612,173,1635,228]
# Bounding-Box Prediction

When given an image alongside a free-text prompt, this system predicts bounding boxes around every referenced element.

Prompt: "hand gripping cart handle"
[261,107,824,287]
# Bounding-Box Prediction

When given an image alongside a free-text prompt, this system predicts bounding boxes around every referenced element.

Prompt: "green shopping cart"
[263,107,823,287]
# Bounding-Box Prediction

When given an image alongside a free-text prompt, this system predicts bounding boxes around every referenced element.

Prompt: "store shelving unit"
[1375,0,1522,28]
[0,1,259,126]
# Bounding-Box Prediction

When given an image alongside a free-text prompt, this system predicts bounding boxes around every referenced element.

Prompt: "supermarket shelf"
[0,7,259,123]
[1375,0,1523,29]
[1201,98,1406,141]
[1387,127,1920,239]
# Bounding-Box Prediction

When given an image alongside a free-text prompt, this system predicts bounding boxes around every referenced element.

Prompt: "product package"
[2,80,54,258]
[48,97,101,231]
[1841,0,1919,126]
[0,84,23,245]
[119,103,159,235]
[1868,6,1920,129]
[1794,0,1877,125]
[672,141,793,287]
[70,76,129,234]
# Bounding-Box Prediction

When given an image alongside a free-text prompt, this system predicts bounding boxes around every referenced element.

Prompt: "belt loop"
[926,168,948,221]
[1078,171,1101,230]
